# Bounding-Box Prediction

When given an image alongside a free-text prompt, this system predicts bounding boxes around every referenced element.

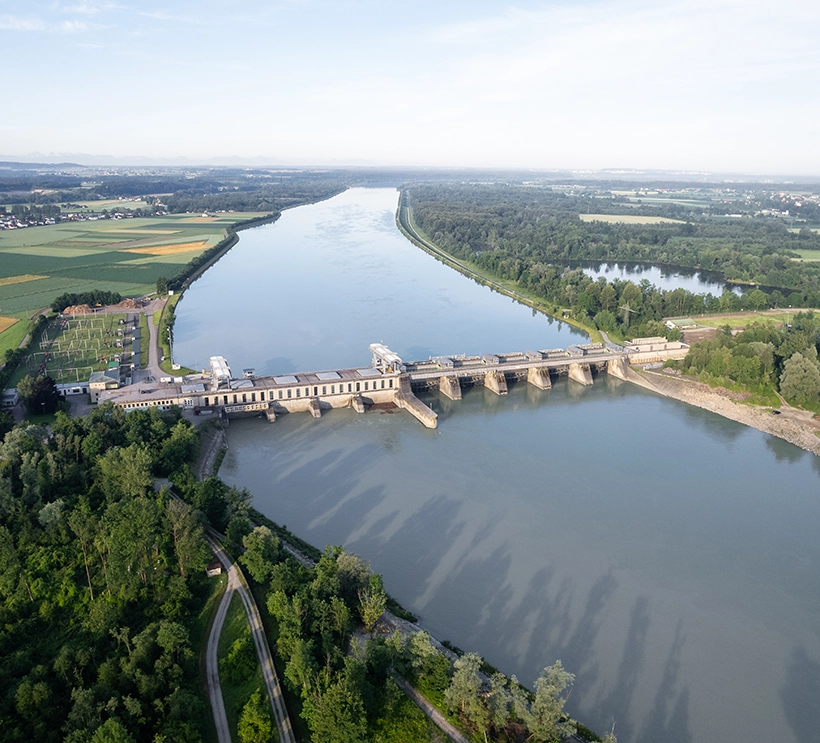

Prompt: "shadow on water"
[595,596,651,742]
[764,434,809,464]
[636,621,692,743]
[781,646,820,743]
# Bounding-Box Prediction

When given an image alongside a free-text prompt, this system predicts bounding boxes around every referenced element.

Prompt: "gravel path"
[205,534,295,743]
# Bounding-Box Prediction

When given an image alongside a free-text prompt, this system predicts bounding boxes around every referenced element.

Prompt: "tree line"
[51,291,123,312]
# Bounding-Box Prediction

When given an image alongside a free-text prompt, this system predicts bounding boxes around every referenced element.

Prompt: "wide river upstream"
[174,189,820,743]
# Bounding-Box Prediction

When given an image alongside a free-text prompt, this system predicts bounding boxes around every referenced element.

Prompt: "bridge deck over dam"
[99,338,688,429]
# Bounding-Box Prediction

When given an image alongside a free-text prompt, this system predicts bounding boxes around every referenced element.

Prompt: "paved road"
[205,534,295,743]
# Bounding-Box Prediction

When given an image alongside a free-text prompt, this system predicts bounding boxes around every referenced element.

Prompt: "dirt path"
[391,674,470,743]
[205,555,236,743]
[632,369,820,456]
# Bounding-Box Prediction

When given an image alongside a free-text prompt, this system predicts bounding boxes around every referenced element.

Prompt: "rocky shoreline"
[631,368,820,457]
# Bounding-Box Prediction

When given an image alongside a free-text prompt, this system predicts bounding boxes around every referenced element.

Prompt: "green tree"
[156,276,169,295]
[303,664,368,743]
[237,688,273,743]
[226,514,252,546]
[488,671,513,732]
[90,718,136,743]
[17,374,61,415]
[529,661,576,743]
[0,409,13,438]
[747,288,768,311]
[240,525,280,583]
[95,443,153,501]
[358,573,386,634]
[444,652,488,733]
[780,351,820,405]
[165,499,208,579]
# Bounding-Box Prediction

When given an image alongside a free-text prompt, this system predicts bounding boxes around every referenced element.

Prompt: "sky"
[2,0,819,174]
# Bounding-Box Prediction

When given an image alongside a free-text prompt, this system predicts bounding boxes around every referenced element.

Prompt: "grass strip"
[139,312,149,369]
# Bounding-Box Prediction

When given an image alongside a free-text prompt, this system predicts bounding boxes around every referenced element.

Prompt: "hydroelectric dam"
[100,338,689,429]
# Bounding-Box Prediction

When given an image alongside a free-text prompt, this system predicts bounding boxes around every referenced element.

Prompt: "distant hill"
[0,160,85,170]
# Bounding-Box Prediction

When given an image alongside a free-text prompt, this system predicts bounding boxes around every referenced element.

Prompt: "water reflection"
[570,260,741,295]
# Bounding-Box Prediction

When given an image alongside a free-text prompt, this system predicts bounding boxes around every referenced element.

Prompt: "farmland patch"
[123,240,209,256]
[580,214,686,224]
[0,274,49,287]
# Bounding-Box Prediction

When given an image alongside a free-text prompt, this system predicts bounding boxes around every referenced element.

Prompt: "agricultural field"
[62,198,154,213]
[790,248,820,261]
[693,310,797,329]
[0,212,266,323]
[10,313,131,385]
[580,213,685,224]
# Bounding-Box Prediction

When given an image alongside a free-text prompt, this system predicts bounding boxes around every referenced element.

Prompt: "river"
[174,188,820,743]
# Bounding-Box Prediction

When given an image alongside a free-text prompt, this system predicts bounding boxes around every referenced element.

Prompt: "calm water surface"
[576,262,740,295]
[176,189,820,743]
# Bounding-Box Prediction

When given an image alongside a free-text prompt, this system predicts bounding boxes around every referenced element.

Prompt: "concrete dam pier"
[100,338,689,429]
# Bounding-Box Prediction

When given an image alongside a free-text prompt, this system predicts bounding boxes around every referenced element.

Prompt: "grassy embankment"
[156,293,196,375]
[139,312,150,368]
[397,198,602,344]
[217,590,271,741]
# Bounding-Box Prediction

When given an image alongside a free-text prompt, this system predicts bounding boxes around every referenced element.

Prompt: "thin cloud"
[0,15,46,31]
[0,14,90,32]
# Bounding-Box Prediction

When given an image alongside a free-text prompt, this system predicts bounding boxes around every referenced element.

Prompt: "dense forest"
[404,185,820,341]
[0,405,210,742]
[407,185,820,290]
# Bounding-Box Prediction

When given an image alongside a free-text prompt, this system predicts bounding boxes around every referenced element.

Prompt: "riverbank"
[633,368,820,456]
[396,195,603,343]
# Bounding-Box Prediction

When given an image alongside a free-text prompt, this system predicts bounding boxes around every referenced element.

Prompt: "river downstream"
[174,188,820,743]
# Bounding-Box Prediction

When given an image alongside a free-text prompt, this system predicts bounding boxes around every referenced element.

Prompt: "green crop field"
[791,249,820,261]
[0,317,30,357]
[10,313,130,385]
[0,214,262,319]
[0,212,269,354]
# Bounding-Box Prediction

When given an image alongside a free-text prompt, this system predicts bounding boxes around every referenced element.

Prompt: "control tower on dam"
[99,339,688,429]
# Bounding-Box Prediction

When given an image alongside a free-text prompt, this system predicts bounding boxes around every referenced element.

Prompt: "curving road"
[205,533,295,743]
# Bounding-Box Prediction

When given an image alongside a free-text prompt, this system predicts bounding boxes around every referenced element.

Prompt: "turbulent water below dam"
[174,188,820,743]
